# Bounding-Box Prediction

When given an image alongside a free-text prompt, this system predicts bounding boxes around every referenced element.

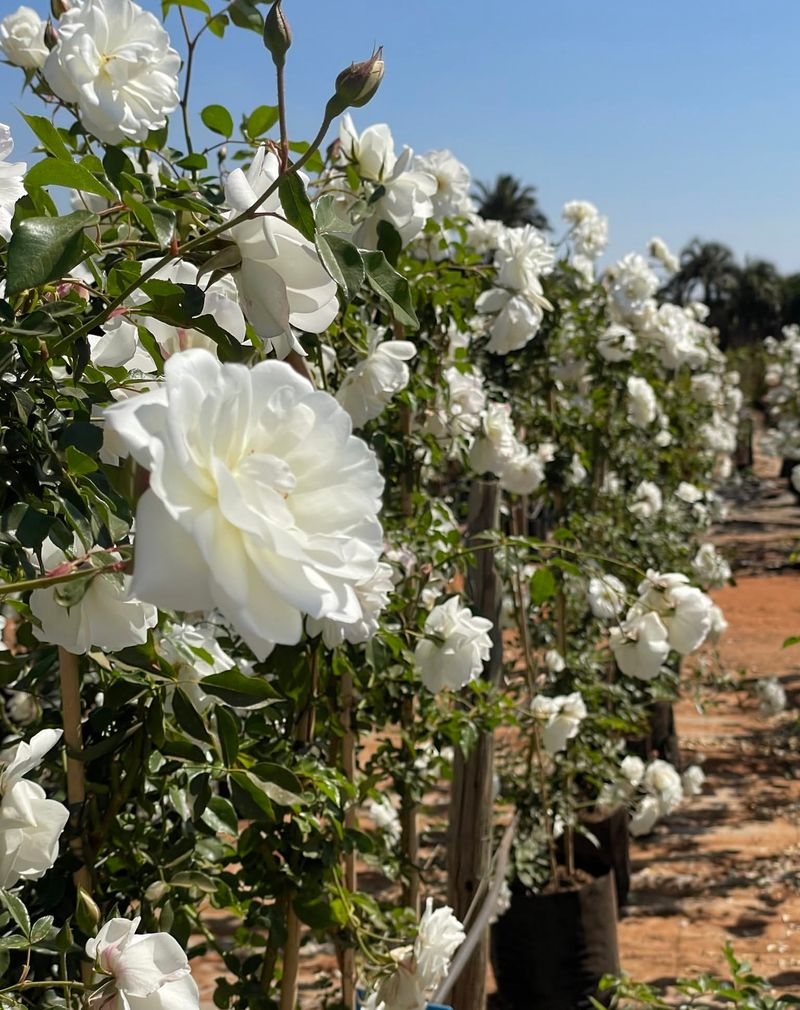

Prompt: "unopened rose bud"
[325,47,384,119]
[44,19,59,50]
[218,146,228,162]
[50,0,70,17]
[263,1,291,67]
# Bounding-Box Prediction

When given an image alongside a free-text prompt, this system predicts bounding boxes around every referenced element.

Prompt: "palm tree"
[729,259,784,347]
[472,174,551,230]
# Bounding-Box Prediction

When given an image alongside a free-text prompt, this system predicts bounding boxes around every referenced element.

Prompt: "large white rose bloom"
[476,289,545,355]
[335,339,416,427]
[0,6,48,69]
[609,610,670,681]
[0,124,26,241]
[86,916,199,1010]
[597,323,636,363]
[0,729,68,889]
[104,349,384,659]
[43,0,180,145]
[224,148,338,356]
[636,570,713,654]
[415,596,492,692]
[30,536,158,654]
[469,402,517,476]
[629,480,662,520]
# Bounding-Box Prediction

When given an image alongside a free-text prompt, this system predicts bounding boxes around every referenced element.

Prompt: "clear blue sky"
[2,0,799,272]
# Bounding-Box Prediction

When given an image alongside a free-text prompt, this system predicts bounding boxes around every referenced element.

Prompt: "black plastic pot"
[571,807,631,912]
[491,869,620,1010]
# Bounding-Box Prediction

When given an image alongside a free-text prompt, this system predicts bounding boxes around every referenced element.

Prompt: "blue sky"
[2,0,799,271]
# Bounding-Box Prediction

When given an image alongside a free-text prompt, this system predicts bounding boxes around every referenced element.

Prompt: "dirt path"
[618,573,800,990]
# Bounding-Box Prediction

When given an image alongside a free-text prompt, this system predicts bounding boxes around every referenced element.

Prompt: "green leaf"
[215,707,239,766]
[201,104,234,137]
[206,12,228,37]
[6,211,96,296]
[175,153,208,172]
[250,763,304,806]
[362,250,418,328]
[171,870,217,893]
[201,670,278,708]
[21,113,71,161]
[26,158,115,201]
[201,795,238,835]
[315,233,364,302]
[162,0,210,14]
[530,567,556,606]
[246,105,279,137]
[229,0,263,31]
[278,174,315,242]
[783,635,800,648]
[171,688,212,744]
[122,195,176,246]
[0,891,30,938]
[64,445,98,476]
[294,893,347,930]
[30,916,54,944]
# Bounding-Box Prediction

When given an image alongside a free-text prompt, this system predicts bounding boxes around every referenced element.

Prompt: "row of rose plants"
[0,1,740,1009]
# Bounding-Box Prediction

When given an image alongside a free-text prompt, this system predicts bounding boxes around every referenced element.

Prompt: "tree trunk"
[447,480,503,1010]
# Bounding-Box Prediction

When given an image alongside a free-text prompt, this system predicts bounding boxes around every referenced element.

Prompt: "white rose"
[104,349,384,659]
[30,537,158,655]
[0,729,68,889]
[413,149,472,220]
[499,443,545,495]
[44,0,180,145]
[306,561,393,648]
[626,376,657,427]
[0,6,48,69]
[224,148,338,355]
[156,620,236,713]
[629,795,660,837]
[86,917,200,1010]
[540,692,587,756]
[415,596,492,692]
[587,574,626,619]
[643,759,683,814]
[476,288,545,355]
[597,323,636,362]
[414,897,466,990]
[692,543,731,587]
[469,402,517,476]
[336,340,416,427]
[756,676,786,716]
[610,610,670,680]
[629,480,663,520]
[0,123,26,241]
[620,754,645,788]
[681,764,705,797]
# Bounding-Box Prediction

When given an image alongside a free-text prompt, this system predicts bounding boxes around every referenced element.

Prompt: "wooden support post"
[447,480,503,1010]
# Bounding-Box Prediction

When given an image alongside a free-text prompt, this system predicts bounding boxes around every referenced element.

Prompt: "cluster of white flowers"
[469,401,548,495]
[476,225,555,354]
[609,570,714,680]
[599,753,704,838]
[563,200,608,281]
[762,325,800,463]
[338,116,438,248]
[692,542,731,587]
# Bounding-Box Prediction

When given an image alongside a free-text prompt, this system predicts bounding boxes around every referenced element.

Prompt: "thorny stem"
[0,551,133,597]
